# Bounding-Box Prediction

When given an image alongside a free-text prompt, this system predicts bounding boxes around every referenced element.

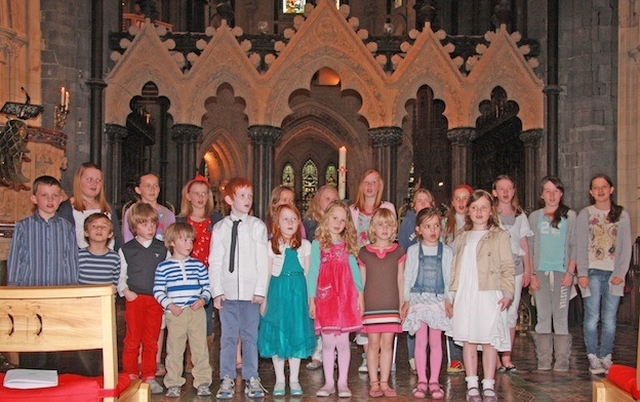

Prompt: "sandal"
[482,388,498,402]
[466,387,482,402]
[369,381,383,398]
[429,383,444,400]
[380,381,396,397]
[412,381,428,398]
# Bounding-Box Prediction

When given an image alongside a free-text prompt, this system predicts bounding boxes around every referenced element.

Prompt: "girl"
[442,184,473,374]
[450,190,514,402]
[266,185,296,235]
[307,200,363,398]
[358,209,405,397]
[397,188,434,374]
[123,172,175,242]
[58,162,123,250]
[402,207,453,400]
[528,176,576,371]
[176,175,223,372]
[577,174,632,374]
[492,175,533,372]
[302,185,339,371]
[349,169,396,372]
[258,204,316,396]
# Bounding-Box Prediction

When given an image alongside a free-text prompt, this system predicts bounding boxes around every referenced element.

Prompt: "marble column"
[171,124,202,198]
[248,125,282,220]
[446,127,476,187]
[520,129,543,210]
[369,127,402,206]
[105,123,128,210]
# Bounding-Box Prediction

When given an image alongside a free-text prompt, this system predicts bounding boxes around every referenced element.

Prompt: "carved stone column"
[171,124,202,197]
[520,129,543,210]
[105,124,128,209]
[447,127,476,187]
[248,125,282,219]
[369,127,403,205]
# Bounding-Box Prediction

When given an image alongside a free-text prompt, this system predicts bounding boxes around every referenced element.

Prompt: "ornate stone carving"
[519,128,543,147]
[171,124,202,143]
[248,125,282,145]
[369,126,402,147]
[105,123,128,142]
[446,127,476,146]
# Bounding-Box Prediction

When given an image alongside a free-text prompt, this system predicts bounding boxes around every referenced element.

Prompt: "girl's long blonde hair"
[305,185,339,222]
[367,208,397,244]
[352,169,384,213]
[315,200,358,255]
[177,176,214,218]
[71,162,111,214]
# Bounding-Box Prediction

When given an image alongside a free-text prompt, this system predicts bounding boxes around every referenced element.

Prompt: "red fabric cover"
[0,373,131,401]
[606,364,640,399]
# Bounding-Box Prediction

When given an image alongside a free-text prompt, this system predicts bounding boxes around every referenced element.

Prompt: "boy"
[8,175,79,287]
[117,202,168,394]
[209,177,269,399]
[7,175,79,370]
[78,212,120,285]
[154,222,212,397]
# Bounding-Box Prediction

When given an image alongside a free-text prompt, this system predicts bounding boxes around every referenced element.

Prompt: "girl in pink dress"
[307,201,363,398]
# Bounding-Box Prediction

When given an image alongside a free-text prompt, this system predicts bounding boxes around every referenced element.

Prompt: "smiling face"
[416,214,441,246]
[452,188,471,214]
[278,206,300,239]
[541,180,563,209]
[80,167,103,200]
[326,205,348,239]
[136,174,160,204]
[589,177,614,205]
[493,178,515,205]
[468,196,492,230]
[226,185,253,216]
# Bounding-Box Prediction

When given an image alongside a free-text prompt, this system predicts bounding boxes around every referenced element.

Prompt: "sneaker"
[245,377,267,398]
[447,360,464,374]
[588,353,605,375]
[145,378,164,394]
[358,353,368,373]
[166,386,181,397]
[216,375,235,399]
[601,354,613,374]
[155,363,167,377]
[197,383,212,396]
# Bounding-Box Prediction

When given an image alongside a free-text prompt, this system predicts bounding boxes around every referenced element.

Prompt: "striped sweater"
[153,256,211,310]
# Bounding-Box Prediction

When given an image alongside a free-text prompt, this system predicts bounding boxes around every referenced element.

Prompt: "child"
[358,208,405,397]
[401,207,453,400]
[258,204,316,396]
[577,174,632,374]
[117,202,168,394]
[492,175,533,372]
[307,200,364,398]
[528,176,577,371]
[349,169,396,372]
[209,177,269,399]
[302,185,339,370]
[442,183,473,374]
[7,175,79,370]
[123,172,175,242]
[266,185,296,234]
[153,222,212,397]
[450,190,514,402]
[78,212,120,285]
[8,175,79,287]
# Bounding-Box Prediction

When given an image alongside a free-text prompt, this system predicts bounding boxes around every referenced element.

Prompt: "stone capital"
[369,126,402,147]
[248,125,282,145]
[104,123,128,143]
[519,128,543,146]
[171,124,202,143]
[446,127,476,146]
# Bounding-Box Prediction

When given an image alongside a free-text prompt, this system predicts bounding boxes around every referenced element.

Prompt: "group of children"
[6,166,632,400]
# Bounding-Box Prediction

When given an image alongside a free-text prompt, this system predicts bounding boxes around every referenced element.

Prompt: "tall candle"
[338,146,347,200]
[60,87,65,106]
[64,91,70,111]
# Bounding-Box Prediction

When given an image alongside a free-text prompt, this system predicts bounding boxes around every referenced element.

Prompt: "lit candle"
[65,91,70,111]
[60,87,65,106]
[338,146,347,200]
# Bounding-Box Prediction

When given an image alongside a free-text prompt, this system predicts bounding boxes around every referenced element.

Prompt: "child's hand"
[214,295,225,310]
[260,300,267,316]
[444,300,453,318]
[169,304,182,316]
[578,276,589,289]
[309,298,316,319]
[497,297,511,311]
[561,273,574,287]
[357,292,364,314]
[252,295,265,305]
[610,276,624,286]
[530,275,541,290]
[190,298,205,311]
[123,289,138,302]
[400,302,409,319]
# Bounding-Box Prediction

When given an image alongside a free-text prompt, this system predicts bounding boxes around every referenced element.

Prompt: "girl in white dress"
[450,190,515,402]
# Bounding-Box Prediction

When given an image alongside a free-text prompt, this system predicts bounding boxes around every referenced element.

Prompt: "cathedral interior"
[0,0,640,399]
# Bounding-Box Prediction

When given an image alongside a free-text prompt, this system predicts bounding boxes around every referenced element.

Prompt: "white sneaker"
[245,377,267,398]
[588,353,605,375]
[358,353,368,373]
[601,354,613,374]
[145,378,163,394]
[216,375,235,399]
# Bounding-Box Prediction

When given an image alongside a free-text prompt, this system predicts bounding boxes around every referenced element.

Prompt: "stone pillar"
[520,129,543,210]
[369,127,403,205]
[447,127,476,186]
[105,123,128,209]
[171,124,202,197]
[88,0,106,166]
[248,125,282,220]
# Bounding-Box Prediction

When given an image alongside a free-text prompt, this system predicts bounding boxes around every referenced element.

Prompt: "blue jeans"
[583,269,621,357]
[218,300,260,379]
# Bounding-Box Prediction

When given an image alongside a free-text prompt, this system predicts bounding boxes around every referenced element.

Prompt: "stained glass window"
[282,163,294,187]
[301,159,318,212]
[325,164,337,187]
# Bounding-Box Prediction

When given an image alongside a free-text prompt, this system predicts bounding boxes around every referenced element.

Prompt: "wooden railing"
[122,13,173,32]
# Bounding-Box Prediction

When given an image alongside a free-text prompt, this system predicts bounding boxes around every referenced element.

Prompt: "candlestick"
[60,87,65,106]
[338,146,347,200]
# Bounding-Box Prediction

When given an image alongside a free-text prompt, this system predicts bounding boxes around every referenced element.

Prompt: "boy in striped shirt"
[78,212,120,285]
[153,222,212,397]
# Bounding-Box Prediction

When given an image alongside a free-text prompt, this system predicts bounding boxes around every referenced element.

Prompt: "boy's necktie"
[229,219,241,273]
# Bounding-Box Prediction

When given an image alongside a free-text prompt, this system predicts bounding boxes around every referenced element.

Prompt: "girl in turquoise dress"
[258,204,315,396]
